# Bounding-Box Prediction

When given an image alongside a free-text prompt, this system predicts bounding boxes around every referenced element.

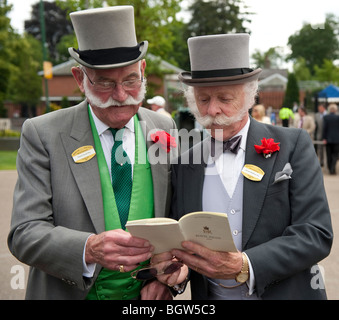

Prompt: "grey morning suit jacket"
[171,118,333,300]
[8,101,178,300]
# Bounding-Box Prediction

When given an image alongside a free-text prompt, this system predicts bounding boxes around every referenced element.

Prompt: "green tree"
[25,1,73,64]
[313,59,339,85]
[283,73,300,108]
[288,14,339,74]
[0,0,13,116]
[7,33,42,117]
[0,1,42,117]
[185,0,252,37]
[251,47,285,69]
[293,57,312,81]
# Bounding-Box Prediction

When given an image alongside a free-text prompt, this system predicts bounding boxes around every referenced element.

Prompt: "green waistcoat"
[87,108,154,300]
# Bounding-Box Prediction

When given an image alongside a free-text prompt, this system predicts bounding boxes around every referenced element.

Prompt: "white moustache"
[84,79,147,109]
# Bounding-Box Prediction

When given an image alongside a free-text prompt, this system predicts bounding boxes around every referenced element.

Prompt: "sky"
[7,0,339,65]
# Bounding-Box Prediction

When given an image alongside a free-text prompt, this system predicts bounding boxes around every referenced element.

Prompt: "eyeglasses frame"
[80,67,144,92]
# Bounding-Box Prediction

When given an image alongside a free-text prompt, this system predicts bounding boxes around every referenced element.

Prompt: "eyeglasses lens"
[163,262,183,274]
[134,268,157,280]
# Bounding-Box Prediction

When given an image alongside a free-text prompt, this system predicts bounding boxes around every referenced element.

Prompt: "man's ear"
[71,67,85,93]
[140,59,146,77]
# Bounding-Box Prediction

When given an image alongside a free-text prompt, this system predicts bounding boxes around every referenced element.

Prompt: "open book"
[126,211,237,254]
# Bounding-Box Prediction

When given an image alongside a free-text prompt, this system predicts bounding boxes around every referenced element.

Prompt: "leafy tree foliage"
[251,47,285,69]
[288,14,339,74]
[25,1,73,64]
[185,0,251,37]
[283,73,300,107]
[0,0,42,117]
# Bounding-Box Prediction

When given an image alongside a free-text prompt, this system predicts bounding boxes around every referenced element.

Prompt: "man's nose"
[111,84,129,102]
[206,99,222,117]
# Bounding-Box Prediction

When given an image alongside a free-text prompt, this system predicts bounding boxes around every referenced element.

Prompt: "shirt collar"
[233,117,250,152]
[89,105,135,136]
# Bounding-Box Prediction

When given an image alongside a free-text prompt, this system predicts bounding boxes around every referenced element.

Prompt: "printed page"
[179,212,237,252]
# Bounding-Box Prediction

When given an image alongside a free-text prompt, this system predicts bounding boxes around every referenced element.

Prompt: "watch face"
[236,273,248,283]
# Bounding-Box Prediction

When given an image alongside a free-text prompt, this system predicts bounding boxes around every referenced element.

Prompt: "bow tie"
[211,135,242,157]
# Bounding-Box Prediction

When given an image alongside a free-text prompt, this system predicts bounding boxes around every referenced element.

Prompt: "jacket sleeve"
[7,119,93,291]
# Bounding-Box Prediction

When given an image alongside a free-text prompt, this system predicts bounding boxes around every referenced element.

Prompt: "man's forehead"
[194,84,244,95]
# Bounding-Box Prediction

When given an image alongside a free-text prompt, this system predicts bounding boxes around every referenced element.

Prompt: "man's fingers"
[109,229,152,248]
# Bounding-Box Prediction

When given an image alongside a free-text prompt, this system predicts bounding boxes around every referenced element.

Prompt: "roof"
[259,73,288,87]
[258,69,288,81]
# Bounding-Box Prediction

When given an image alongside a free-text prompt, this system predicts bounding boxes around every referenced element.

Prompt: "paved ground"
[0,165,338,300]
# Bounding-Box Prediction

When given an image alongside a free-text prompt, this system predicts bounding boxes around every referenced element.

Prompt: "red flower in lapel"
[151,131,177,153]
[254,138,280,158]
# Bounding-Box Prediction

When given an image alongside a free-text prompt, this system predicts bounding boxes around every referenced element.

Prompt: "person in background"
[323,103,339,175]
[147,95,172,118]
[251,104,271,124]
[8,6,180,300]
[293,106,316,138]
[279,106,294,127]
[314,104,327,166]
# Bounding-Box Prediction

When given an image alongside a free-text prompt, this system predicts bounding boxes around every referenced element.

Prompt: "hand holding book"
[126,211,237,254]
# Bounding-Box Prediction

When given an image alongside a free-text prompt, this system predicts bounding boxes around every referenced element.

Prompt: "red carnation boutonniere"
[151,131,177,153]
[254,138,280,158]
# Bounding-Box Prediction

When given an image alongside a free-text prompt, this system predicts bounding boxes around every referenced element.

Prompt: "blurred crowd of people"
[251,103,339,175]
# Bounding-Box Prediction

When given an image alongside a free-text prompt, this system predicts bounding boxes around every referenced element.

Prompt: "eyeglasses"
[81,68,143,93]
[131,262,183,281]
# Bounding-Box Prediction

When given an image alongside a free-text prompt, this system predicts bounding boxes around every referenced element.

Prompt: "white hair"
[184,81,258,127]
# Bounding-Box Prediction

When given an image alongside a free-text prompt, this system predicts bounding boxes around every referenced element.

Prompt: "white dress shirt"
[213,119,249,197]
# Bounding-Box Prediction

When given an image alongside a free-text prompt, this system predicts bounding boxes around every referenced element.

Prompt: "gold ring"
[119,265,125,273]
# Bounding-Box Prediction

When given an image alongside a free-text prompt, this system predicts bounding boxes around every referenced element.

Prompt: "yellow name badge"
[242,164,265,182]
[72,146,96,164]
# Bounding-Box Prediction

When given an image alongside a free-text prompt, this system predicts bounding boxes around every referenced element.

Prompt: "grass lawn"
[0,151,17,170]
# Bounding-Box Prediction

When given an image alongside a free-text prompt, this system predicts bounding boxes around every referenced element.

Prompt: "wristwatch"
[170,277,189,294]
[235,253,249,283]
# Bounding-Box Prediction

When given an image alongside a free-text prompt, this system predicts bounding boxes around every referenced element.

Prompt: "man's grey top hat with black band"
[68,6,148,69]
[179,34,261,86]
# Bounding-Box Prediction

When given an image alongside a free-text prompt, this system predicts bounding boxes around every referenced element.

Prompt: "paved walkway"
[0,166,338,300]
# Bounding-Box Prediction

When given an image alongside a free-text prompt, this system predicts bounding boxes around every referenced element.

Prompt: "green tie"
[110,128,132,230]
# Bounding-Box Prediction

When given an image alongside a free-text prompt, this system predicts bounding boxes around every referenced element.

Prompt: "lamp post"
[39,0,50,113]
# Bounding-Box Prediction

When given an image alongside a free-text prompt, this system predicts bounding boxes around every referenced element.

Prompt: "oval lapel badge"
[241,164,265,182]
[72,146,96,164]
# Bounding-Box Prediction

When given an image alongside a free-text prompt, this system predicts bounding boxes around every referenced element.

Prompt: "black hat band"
[191,68,253,79]
[74,43,142,66]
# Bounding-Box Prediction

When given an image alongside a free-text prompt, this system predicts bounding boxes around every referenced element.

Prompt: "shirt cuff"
[83,234,96,278]
[243,252,256,295]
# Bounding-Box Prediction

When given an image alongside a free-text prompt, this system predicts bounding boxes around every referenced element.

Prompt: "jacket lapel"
[242,119,278,249]
[60,101,105,234]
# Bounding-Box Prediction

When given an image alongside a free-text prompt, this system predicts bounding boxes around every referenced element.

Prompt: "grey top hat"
[68,6,148,69]
[179,34,261,86]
